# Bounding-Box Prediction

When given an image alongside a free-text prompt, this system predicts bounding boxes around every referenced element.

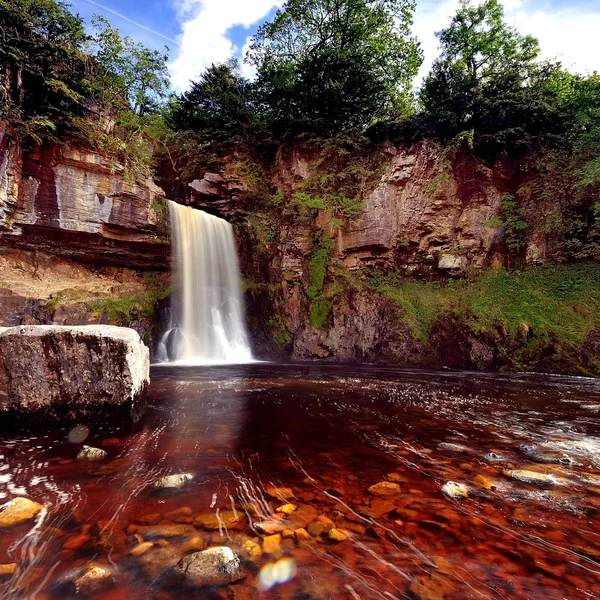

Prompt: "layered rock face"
[0,325,149,426]
[0,121,168,269]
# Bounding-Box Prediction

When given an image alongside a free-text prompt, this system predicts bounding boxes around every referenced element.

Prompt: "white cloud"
[412,0,600,86]
[169,0,283,91]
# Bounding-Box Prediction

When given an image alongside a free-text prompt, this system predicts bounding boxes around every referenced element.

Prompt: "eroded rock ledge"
[0,325,149,427]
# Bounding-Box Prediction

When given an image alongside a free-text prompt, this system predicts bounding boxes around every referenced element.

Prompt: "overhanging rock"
[0,325,149,427]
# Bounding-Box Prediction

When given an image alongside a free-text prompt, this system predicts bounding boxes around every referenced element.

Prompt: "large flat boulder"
[0,325,149,427]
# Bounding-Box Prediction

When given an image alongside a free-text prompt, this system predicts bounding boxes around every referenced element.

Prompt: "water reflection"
[0,364,599,599]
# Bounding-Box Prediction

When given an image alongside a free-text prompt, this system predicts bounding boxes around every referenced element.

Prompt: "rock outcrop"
[0,120,168,269]
[0,325,149,426]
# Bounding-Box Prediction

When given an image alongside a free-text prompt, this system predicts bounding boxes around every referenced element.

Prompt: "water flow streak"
[158,202,252,364]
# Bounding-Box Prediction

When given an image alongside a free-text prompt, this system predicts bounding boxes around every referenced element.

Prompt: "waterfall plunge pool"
[1,363,600,599]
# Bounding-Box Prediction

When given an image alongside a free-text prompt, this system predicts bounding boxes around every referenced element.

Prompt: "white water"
[157,202,253,365]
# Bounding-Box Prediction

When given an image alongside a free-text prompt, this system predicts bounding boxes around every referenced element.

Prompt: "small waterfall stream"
[157,201,252,364]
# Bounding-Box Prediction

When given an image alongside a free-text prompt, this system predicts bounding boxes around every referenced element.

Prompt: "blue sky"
[69,0,600,92]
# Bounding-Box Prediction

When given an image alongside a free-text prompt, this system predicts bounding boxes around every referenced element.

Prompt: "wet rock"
[504,469,569,488]
[328,528,347,542]
[265,486,294,501]
[473,475,500,491]
[262,534,281,555]
[276,504,297,515]
[370,499,396,516]
[165,506,193,521]
[128,541,154,557]
[0,563,16,577]
[179,537,208,554]
[77,446,107,461]
[0,326,149,427]
[308,516,335,537]
[137,546,180,581]
[294,528,311,541]
[368,481,402,496]
[136,513,161,526]
[0,497,44,527]
[409,571,454,600]
[172,547,244,587]
[229,535,262,562]
[387,472,409,483]
[136,524,198,541]
[73,564,114,595]
[152,473,193,491]
[441,482,469,499]
[194,510,246,530]
[255,520,286,535]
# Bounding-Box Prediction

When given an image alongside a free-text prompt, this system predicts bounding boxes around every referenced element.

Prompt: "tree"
[248,0,422,136]
[168,60,258,144]
[90,15,169,116]
[0,0,88,141]
[420,0,550,149]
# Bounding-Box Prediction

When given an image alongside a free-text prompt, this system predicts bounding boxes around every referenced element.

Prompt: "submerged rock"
[368,481,402,496]
[136,524,197,540]
[504,469,569,488]
[265,486,294,501]
[441,482,469,499]
[0,325,149,427]
[152,473,193,491]
[0,563,16,577]
[172,547,244,587]
[73,564,114,595]
[0,497,44,528]
[77,446,108,461]
[194,510,246,530]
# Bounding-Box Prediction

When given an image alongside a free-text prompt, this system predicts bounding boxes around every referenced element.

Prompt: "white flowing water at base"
[157,202,253,365]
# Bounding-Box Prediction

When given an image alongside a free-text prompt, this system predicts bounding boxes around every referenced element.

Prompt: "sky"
[69,0,600,92]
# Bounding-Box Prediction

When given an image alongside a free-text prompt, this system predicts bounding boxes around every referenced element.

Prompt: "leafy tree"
[420,0,554,150]
[90,15,169,116]
[168,60,258,144]
[0,0,88,142]
[248,0,422,136]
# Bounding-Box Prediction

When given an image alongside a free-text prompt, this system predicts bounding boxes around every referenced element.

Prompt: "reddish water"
[1,363,600,599]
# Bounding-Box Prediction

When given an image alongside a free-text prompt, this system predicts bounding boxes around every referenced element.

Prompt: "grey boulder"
[0,325,149,427]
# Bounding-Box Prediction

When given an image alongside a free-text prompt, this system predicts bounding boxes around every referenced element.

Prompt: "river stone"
[0,563,16,577]
[504,469,569,487]
[73,564,114,595]
[136,524,198,540]
[368,481,402,496]
[152,473,193,490]
[172,547,244,587]
[0,497,44,528]
[441,482,469,499]
[0,325,149,427]
[77,446,108,461]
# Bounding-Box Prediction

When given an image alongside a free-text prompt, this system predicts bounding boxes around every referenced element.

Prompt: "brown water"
[1,363,600,599]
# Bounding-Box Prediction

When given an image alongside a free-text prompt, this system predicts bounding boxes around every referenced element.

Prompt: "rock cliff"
[0,121,168,270]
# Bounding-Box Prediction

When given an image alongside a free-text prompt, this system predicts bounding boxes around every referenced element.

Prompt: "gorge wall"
[1,121,598,375]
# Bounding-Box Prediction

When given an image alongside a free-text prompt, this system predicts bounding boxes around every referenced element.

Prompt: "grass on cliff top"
[369,263,600,344]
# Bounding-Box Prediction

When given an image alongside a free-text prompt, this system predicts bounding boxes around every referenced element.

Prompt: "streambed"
[1,363,600,599]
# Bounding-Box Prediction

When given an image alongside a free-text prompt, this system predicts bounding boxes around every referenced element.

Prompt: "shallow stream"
[1,363,600,599]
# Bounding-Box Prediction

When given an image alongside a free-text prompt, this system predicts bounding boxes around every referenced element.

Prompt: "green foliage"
[268,314,292,348]
[367,263,600,346]
[87,272,172,322]
[309,297,333,330]
[306,233,334,299]
[248,0,422,137]
[0,0,88,142]
[485,193,528,254]
[168,60,259,145]
[90,15,169,117]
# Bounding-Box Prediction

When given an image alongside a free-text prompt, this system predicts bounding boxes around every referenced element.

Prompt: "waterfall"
[157,201,253,364]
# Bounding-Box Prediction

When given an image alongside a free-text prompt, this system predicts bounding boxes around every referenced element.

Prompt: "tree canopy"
[248,0,422,136]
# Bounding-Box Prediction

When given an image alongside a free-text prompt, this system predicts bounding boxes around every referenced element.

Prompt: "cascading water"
[157,201,252,364]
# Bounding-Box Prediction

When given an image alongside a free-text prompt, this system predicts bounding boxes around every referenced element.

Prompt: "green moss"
[45,293,66,314]
[309,297,333,330]
[306,234,334,299]
[269,314,292,348]
[368,263,600,345]
[87,272,173,322]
